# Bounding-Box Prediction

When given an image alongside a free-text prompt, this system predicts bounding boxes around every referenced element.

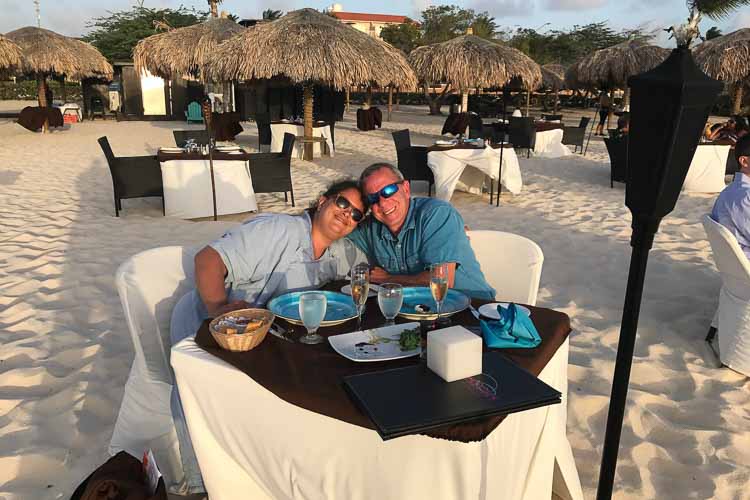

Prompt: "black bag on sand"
[70,451,167,500]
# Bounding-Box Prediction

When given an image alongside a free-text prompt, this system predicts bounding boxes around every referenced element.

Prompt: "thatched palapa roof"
[203,9,416,90]
[0,34,24,74]
[134,17,245,80]
[540,63,566,90]
[694,28,750,83]
[574,40,669,88]
[5,26,112,80]
[408,35,542,90]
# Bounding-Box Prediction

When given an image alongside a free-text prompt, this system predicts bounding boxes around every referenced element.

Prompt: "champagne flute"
[350,263,370,331]
[298,292,327,345]
[378,283,403,326]
[430,263,450,326]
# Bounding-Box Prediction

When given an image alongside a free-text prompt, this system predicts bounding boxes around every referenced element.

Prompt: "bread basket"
[209,308,275,352]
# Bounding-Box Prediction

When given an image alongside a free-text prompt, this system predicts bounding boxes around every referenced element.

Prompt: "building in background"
[327,4,412,38]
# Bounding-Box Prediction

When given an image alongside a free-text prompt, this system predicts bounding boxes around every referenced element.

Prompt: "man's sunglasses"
[334,195,364,223]
[366,182,403,206]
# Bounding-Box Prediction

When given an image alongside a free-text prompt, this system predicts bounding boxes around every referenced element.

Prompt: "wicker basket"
[209,308,275,352]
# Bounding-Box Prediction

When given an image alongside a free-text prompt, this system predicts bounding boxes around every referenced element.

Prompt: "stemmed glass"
[430,263,450,326]
[350,263,370,331]
[378,283,403,326]
[298,292,327,345]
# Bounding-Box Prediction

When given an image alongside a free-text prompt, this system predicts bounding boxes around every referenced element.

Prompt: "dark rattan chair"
[98,136,164,217]
[562,117,590,154]
[604,137,628,188]
[173,130,210,148]
[468,113,497,142]
[256,118,272,150]
[508,117,536,158]
[541,114,563,122]
[248,132,296,206]
[392,129,434,196]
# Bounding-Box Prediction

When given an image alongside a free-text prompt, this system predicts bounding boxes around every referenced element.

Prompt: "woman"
[595,91,611,136]
[171,179,367,344]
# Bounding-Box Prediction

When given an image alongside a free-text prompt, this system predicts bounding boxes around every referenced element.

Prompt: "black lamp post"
[202,97,218,222]
[595,47,722,500]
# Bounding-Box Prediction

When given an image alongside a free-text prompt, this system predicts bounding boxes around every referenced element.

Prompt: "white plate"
[328,322,421,362]
[478,303,531,320]
[160,147,184,152]
[435,140,456,146]
[215,145,241,151]
[340,283,380,298]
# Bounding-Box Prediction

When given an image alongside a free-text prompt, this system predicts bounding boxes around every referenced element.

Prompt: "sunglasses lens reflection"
[334,196,363,222]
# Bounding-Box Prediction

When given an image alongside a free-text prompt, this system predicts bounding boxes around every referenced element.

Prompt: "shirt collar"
[378,197,416,242]
[734,172,750,186]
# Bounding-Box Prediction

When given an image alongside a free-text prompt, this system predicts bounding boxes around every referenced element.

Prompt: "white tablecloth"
[427,146,522,201]
[160,158,257,219]
[270,123,334,158]
[683,144,731,193]
[171,337,583,500]
[534,129,572,158]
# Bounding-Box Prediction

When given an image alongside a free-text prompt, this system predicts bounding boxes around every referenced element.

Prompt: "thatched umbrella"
[0,34,23,76]
[540,63,566,113]
[575,40,670,107]
[694,28,750,114]
[5,26,112,131]
[204,8,416,160]
[409,34,542,113]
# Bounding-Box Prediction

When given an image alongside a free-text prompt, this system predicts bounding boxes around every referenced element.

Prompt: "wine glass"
[378,283,403,326]
[430,263,450,326]
[350,263,370,331]
[298,292,327,345]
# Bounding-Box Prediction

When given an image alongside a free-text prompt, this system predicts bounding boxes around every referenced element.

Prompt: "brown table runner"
[535,122,564,132]
[426,143,515,153]
[157,150,253,162]
[194,285,570,443]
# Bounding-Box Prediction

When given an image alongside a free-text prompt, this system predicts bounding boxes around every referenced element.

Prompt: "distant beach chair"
[702,214,750,377]
[186,101,203,123]
[247,132,296,207]
[562,118,589,154]
[98,136,164,217]
[603,137,628,188]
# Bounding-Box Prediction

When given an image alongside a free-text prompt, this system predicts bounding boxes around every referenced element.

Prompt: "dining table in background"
[682,142,732,193]
[157,149,258,219]
[270,121,334,158]
[426,143,523,201]
[171,284,583,500]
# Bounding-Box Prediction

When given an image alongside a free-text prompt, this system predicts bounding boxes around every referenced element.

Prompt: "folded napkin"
[480,303,541,349]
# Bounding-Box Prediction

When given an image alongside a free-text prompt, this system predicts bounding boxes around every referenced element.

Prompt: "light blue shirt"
[170,212,364,343]
[712,173,750,260]
[346,197,496,299]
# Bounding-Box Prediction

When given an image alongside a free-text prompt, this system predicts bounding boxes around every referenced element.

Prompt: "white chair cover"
[683,145,730,193]
[702,214,750,376]
[109,242,229,493]
[534,129,572,158]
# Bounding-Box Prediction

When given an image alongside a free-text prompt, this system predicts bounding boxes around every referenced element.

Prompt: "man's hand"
[210,300,252,318]
[369,266,392,283]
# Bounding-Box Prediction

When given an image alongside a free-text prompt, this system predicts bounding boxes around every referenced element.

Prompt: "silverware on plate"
[269,323,294,343]
[469,304,481,320]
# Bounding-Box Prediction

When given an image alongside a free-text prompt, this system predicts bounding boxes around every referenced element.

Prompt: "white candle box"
[427,326,483,382]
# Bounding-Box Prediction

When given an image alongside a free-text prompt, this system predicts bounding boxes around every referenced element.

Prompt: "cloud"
[468,0,533,17]
[730,11,750,30]
[542,0,607,11]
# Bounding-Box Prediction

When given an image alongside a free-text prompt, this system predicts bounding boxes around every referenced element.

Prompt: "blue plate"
[398,287,470,320]
[267,290,358,326]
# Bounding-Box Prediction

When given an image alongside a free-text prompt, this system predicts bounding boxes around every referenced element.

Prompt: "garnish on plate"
[398,327,421,351]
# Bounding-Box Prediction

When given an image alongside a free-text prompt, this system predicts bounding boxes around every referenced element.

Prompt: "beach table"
[427,143,522,201]
[171,288,583,500]
[157,150,258,219]
[534,122,571,158]
[270,122,334,158]
[682,143,732,193]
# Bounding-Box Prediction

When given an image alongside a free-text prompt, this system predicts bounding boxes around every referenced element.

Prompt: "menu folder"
[343,351,561,441]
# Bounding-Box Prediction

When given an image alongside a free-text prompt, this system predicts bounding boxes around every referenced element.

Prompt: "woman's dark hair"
[734,115,749,132]
[307,178,361,215]
[736,134,750,162]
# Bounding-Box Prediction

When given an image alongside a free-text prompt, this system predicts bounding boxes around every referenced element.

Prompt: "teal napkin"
[480,303,541,349]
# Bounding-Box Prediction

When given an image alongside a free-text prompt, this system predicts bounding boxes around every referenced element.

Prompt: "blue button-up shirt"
[712,173,750,260]
[347,197,496,299]
[171,212,364,343]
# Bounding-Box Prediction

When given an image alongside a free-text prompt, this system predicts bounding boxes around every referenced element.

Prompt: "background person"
[711,135,750,259]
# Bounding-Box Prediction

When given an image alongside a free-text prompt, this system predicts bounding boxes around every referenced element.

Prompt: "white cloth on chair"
[702,214,750,377]
[683,144,731,193]
[534,129,572,158]
[270,123,334,158]
[427,147,522,201]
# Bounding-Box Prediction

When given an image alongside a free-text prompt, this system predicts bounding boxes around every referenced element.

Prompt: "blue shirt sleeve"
[346,225,373,262]
[418,203,468,268]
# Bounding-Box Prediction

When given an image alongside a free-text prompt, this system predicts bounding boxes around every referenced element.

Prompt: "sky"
[0,0,748,47]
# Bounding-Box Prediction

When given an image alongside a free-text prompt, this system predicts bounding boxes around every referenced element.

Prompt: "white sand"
[1,106,748,499]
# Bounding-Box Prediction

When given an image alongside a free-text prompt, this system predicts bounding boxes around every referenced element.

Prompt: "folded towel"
[480,303,541,349]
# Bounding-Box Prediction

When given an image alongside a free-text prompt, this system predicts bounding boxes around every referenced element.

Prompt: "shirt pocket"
[406,253,424,273]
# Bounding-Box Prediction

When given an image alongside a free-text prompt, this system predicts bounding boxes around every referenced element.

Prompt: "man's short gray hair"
[358,162,404,186]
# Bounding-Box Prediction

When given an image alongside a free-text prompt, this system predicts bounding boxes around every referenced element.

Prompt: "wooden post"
[366,86,372,106]
[395,87,400,110]
[733,84,744,115]
[345,87,350,112]
[606,89,614,129]
[623,87,631,110]
[37,76,48,133]
[525,88,531,117]
[303,83,314,161]
[461,90,468,113]
[61,78,67,103]
[387,85,393,121]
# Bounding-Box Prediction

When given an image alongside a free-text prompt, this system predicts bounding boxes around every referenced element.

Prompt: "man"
[712,135,750,259]
[347,163,496,300]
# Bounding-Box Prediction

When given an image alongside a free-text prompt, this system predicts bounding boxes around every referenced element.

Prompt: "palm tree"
[705,26,723,39]
[207,0,222,18]
[669,0,750,47]
[262,9,283,21]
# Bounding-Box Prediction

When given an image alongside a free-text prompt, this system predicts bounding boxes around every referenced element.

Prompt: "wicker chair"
[508,117,536,158]
[468,113,497,142]
[562,117,590,154]
[173,130,210,148]
[604,137,628,188]
[392,129,434,196]
[98,136,164,217]
[248,133,296,206]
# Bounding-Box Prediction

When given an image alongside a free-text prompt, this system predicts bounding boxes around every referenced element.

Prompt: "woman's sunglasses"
[334,195,364,222]
[366,182,403,206]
